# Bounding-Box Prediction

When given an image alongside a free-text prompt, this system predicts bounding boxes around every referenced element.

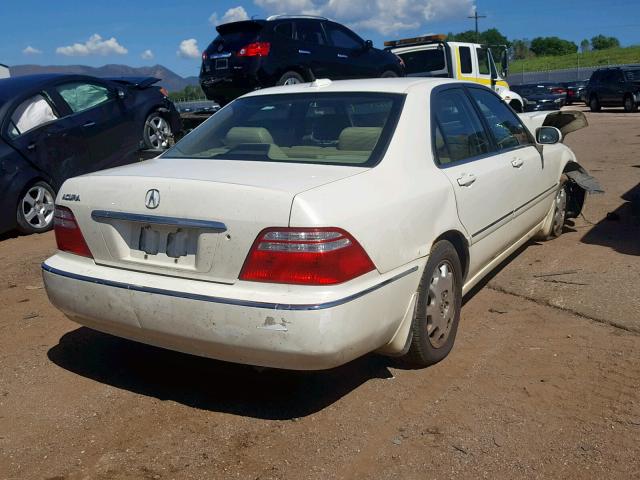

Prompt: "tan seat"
[225,127,274,146]
[338,127,382,151]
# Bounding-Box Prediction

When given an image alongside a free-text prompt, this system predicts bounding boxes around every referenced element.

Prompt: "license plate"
[215,59,228,70]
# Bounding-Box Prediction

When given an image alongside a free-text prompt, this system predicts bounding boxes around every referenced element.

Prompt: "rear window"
[397,49,447,77]
[209,22,263,51]
[163,93,405,167]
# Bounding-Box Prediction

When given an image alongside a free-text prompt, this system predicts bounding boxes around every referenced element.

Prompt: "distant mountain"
[8,64,199,92]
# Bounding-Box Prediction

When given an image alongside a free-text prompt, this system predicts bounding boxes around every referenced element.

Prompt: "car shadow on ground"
[0,230,20,242]
[48,326,395,420]
[581,183,640,256]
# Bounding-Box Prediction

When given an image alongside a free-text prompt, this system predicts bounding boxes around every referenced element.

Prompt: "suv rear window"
[163,93,405,167]
[209,21,264,52]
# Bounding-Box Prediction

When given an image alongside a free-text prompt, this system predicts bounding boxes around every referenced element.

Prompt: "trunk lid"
[63,158,366,284]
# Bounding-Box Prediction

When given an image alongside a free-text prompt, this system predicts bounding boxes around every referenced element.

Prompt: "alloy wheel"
[283,77,301,86]
[21,185,54,230]
[552,185,568,237]
[145,115,172,149]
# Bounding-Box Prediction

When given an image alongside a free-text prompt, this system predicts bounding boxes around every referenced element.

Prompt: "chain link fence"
[507,63,637,85]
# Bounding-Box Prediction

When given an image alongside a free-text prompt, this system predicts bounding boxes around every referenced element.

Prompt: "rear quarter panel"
[289,86,464,274]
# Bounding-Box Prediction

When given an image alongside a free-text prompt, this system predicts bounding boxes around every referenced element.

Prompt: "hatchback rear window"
[163,93,405,167]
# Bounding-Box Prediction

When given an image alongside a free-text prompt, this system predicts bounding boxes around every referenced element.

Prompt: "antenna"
[468,5,486,42]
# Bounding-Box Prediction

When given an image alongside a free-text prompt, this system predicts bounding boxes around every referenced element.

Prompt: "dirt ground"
[1,106,639,480]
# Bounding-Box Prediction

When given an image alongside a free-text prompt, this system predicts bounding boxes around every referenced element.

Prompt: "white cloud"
[253,0,474,35]
[210,6,250,26]
[56,34,128,56]
[177,39,200,59]
[141,49,154,60]
[22,46,42,55]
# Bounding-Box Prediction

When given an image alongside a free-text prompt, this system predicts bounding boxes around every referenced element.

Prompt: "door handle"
[511,158,524,168]
[298,49,311,55]
[337,54,348,59]
[83,121,96,128]
[456,173,476,187]
[27,143,36,151]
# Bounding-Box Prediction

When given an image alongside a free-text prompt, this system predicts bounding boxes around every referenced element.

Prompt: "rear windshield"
[163,93,405,166]
[397,49,447,77]
[209,22,263,51]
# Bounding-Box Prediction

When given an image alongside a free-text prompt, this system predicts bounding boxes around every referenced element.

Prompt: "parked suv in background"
[200,15,404,105]
[586,66,640,112]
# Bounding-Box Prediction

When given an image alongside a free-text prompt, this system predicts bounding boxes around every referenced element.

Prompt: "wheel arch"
[509,99,523,113]
[432,230,470,281]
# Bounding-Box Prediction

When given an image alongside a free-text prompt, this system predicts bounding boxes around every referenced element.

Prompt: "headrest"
[338,127,382,151]
[225,127,274,146]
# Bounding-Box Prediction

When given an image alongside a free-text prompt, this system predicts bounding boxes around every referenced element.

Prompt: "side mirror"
[536,126,562,145]
[364,40,373,50]
[501,50,509,77]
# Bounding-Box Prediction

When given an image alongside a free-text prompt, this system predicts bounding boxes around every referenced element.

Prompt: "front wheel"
[380,70,398,78]
[16,181,56,234]
[623,95,638,113]
[403,240,462,367]
[143,111,173,150]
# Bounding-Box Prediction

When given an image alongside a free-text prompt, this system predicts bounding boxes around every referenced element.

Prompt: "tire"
[143,111,173,150]
[276,71,305,86]
[623,95,638,113]
[403,240,463,367]
[16,181,56,234]
[381,70,398,78]
[548,176,569,238]
[589,96,601,112]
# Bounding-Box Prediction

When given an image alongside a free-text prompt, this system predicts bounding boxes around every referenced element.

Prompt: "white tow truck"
[386,34,524,112]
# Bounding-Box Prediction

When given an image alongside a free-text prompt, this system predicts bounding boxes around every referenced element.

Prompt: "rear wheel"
[143,111,173,150]
[403,240,462,367]
[381,70,398,78]
[16,181,55,234]
[277,71,305,86]
[589,96,601,112]
[624,95,638,112]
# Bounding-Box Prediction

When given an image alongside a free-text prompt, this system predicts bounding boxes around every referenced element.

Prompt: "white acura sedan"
[43,78,599,370]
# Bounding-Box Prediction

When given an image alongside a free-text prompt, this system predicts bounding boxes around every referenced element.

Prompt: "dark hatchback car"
[510,84,565,112]
[0,74,181,235]
[200,15,404,105]
[585,66,640,112]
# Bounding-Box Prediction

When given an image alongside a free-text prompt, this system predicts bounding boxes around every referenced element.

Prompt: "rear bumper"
[42,253,422,370]
[200,73,262,104]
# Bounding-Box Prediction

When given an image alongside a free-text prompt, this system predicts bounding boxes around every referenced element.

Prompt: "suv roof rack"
[266,14,328,21]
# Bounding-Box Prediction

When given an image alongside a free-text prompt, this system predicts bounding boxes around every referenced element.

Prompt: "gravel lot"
[0,106,639,480]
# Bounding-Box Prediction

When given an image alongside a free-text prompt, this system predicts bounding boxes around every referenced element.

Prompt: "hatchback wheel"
[403,240,462,367]
[143,111,173,150]
[624,95,638,113]
[589,96,601,112]
[277,71,305,86]
[16,181,55,234]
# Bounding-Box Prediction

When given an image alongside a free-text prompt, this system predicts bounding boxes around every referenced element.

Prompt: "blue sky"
[1,0,639,78]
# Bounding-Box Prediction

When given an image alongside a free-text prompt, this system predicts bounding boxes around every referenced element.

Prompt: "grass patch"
[510,46,640,73]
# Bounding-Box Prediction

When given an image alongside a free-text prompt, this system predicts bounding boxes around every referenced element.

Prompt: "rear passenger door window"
[296,20,327,45]
[432,88,491,164]
[467,87,532,150]
[8,93,59,138]
[54,82,111,114]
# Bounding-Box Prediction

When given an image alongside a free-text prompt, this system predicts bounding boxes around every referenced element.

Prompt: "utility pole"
[468,6,486,43]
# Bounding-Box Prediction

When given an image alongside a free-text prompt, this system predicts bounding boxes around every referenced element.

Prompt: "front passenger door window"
[432,88,491,164]
[55,82,111,113]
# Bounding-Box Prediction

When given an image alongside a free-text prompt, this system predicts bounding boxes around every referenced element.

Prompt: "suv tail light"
[239,228,375,285]
[54,206,93,258]
[237,42,271,57]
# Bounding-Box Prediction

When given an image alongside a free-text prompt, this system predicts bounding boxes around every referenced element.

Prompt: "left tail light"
[239,227,375,285]
[54,206,93,258]
[237,42,271,57]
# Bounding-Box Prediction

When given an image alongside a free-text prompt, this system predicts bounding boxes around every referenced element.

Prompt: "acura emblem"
[145,189,160,209]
